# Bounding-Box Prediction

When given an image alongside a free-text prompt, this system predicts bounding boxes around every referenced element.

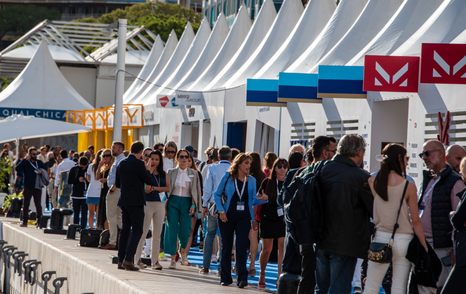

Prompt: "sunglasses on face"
[166,150,176,154]
[276,164,288,169]
[30,153,37,156]
[144,154,151,158]
[103,154,111,158]
[178,155,189,159]
[418,149,442,159]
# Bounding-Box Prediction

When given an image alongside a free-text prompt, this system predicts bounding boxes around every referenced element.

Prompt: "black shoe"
[117,263,124,270]
[122,261,139,271]
[20,223,27,227]
[237,281,248,288]
[220,281,232,286]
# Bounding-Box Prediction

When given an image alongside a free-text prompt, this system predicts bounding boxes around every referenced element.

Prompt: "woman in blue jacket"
[214,153,268,288]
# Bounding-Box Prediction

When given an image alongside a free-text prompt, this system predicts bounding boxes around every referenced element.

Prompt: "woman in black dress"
[256,158,288,288]
[96,149,113,230]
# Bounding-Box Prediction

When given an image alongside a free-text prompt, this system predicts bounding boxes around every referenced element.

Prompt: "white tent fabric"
[134,23,195,104]
[0,115,90,143]
[309,0,403,71]
[254,0,336,78]
[349,0,443,64]
[0,41,92,110]
[224,0,304,88]
[185,6,252,91]
[125,30,178,104]
[393,0,466,55]
[123,35,164,101]
[205,0,277,90]
[101,50,150,65]
[173,14,229,91]
[2,44,85,62]
[150,18,212,96]
[286,0,367,73]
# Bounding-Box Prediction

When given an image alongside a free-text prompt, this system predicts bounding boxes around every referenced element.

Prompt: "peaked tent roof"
[123,35,165,101]
[309,0,403,71]
[186,6,252,91]
[205,0,277,90]
[224,0,304,88]
[286,0,367,73]
[125,30,178,104]
[349,0,443,64]
[393,0,466,55]
[134,23,195,104]
[152,18,212,96]
[3,44,84,62]
[0,41,92,110]
[174,14,229,91]
[254,0,336,78]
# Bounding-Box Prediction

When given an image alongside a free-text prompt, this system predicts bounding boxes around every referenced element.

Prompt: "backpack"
[284,161,326,245]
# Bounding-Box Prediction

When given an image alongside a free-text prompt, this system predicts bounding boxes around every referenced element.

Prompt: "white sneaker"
[211,255,217,263]
[169,260,176,269]
[137,260,147,269]
[152,261,163,270]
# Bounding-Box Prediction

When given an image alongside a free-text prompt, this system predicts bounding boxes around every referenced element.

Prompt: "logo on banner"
[174,92,203,106]
[156,95,178,108]
[363,55,420,92]
[421,43,466,84]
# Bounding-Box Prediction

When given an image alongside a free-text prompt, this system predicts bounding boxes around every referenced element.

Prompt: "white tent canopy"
[0,41,93,111]
[0,115,90,143]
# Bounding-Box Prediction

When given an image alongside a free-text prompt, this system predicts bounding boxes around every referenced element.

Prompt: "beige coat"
[167,167,202,210]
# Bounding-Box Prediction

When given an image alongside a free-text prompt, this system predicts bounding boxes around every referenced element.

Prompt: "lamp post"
[113,19,127,142]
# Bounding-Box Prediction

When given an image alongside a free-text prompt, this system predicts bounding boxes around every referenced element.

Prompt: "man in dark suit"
[115,141,153,271]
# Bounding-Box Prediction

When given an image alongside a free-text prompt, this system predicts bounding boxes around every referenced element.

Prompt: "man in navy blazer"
[115,141,153,271]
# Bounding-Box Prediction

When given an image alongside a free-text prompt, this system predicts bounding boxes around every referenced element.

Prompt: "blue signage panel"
[278,72,321,103]
[0,107,67,121]
[246,78,285,107]
[317,65,367,98]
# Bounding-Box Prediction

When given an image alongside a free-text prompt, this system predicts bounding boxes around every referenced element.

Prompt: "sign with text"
[174,92,203,106]
[0,107,66,121]
[156,95,179,108]
[420,43,466,84]
[364,55,420,92]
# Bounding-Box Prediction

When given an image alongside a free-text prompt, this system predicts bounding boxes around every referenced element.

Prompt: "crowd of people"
[5,134,466,293]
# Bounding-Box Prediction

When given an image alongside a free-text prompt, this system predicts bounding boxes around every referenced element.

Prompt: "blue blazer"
[214,172,267,220]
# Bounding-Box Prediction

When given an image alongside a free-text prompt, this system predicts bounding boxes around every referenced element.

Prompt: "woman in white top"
[164,149,201,269]
[364,144,428,294]
[86,149,103,229]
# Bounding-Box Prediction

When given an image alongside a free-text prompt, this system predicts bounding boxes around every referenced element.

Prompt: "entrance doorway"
[370,99,409,171]
[227,121,247,152]
[254,121,275,157]
[181,121,199,150]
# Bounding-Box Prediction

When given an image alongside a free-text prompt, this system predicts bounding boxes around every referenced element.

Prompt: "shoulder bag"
[368,181,409,263]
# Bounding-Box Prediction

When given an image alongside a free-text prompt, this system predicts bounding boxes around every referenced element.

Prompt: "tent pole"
[113,19,127,142]
[15,138,20,162]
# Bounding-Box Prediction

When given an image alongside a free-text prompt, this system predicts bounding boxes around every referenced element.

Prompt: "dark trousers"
[72,198,88,228]
[315,249,357,294]
[22,187,42,225]
[441,265,466,294]
[282,230,302,275]
[298,243,316,294]
[219,214,251,284]
[118,205,144,263]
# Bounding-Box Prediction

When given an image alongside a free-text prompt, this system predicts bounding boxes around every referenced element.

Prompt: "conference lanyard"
[153,174,160,187]
[235,177,247,201]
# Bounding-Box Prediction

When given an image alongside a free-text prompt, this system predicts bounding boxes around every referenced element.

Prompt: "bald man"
[446,144,466,172]
[418,140,465,292]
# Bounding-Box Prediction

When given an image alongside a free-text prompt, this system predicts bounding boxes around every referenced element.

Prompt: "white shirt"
[107,153,126,188]
[86,164,102,198]
[163,157,175,172]
[54,158,76,187]
[173,168,191,197]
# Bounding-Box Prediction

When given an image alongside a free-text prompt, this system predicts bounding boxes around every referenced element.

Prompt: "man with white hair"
[446,144,466,173]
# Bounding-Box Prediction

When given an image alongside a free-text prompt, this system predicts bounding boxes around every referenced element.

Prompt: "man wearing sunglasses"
[16,147,47,227]
[418,140,465,292]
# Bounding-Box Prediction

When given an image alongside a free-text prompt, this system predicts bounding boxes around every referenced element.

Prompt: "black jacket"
[115,154,152,207]
[15,159,46,189]
[453,189,466,267]
[317,154,373,258]
[68,165,88,198]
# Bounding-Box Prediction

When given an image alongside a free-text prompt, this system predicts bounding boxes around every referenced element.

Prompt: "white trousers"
[106,188,122,245]
[134,201,165,264]
[364,231,413,294]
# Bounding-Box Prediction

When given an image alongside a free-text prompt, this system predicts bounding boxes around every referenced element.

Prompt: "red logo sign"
[420,43,466,84]
[159,96,169,108]
[363,55,420,92]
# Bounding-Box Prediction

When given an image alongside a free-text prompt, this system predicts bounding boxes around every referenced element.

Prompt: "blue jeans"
[203,214,220,269]
[315,249,357,294]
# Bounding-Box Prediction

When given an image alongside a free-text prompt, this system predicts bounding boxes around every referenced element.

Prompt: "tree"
[0,5,60,42]
[77,3,202,42]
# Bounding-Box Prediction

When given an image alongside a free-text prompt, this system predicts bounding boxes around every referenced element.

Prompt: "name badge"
[277,208,284,217]
[237,201,245,211]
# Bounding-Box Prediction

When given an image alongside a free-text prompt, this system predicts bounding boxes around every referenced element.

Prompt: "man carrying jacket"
[315,134,373,293]
[418,140,464,292]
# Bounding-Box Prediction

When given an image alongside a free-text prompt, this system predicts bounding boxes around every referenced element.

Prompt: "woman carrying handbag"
[364,144,428,294]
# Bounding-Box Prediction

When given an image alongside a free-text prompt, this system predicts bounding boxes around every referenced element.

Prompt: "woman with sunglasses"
[86,149,103,229]
[165,149,201,269]
[214,153,268,288]
[96,149,113,230]
[256,158,289,288]
[134,150,169,270]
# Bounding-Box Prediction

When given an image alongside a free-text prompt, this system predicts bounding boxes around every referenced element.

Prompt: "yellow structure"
[67,105,143,151]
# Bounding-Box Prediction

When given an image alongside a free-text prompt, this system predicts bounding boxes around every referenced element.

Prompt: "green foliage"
[2,192,23,214]
[0,77,13,91]
[77,3,202,42]
[0,157,13,192]
[0,5,60,41]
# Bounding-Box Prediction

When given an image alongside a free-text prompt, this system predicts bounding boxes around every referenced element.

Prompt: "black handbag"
[368,181,409,264]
